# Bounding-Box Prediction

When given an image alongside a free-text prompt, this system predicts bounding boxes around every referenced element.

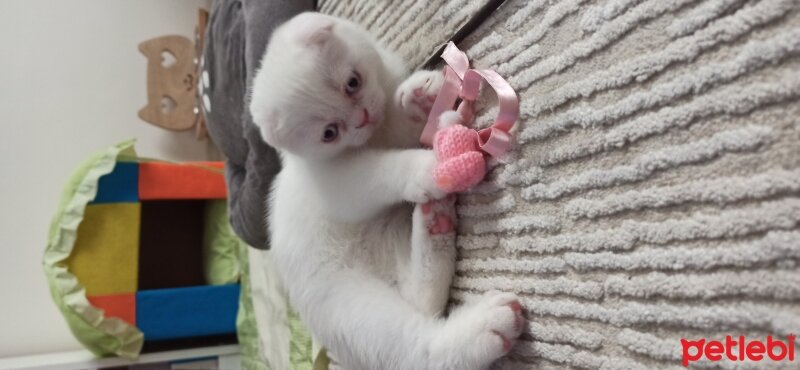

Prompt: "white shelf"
[0,344,239,370]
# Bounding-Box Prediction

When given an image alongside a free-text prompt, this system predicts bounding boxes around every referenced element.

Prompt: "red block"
[138,162,226,200]
[87,293,137,326]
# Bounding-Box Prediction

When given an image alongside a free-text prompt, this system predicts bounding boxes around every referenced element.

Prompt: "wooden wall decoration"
[138,9,209,139]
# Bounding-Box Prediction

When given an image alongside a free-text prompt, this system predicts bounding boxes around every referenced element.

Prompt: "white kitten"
[249,12,524,370]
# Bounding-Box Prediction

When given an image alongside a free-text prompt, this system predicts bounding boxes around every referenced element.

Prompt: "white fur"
[250,12,522,370]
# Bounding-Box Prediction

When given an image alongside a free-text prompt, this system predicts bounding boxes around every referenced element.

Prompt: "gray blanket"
[201,0,314,250]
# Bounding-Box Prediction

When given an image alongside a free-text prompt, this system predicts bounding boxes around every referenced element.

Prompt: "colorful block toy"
[45,141,241,358]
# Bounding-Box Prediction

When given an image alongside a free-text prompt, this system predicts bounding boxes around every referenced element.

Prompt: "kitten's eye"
[321,123,339,143]
[344,71,361,96]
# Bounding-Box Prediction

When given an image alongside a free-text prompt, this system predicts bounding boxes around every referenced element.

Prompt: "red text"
[681,335,795,366]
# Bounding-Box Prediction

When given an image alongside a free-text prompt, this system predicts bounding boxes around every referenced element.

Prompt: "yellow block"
[68,203,140,295]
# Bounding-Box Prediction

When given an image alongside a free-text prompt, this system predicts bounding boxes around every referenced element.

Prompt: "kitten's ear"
[259,121,282,148]
[297,22,334,47]
[253,109,283,148]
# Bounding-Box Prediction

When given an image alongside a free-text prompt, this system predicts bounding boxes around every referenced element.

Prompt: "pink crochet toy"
[423,42,519,194]
[433,111,486,193]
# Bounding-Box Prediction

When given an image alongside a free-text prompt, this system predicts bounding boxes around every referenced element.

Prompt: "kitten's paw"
[396,70,444,123]
[439,292,525,368]
[475,292,525,353]
[433,121,486,193]
[405,153,448,203]
[405,185,444,204]
[421,195,456,235]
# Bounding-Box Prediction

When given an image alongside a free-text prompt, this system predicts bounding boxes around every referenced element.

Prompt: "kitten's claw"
[396,70,444,123]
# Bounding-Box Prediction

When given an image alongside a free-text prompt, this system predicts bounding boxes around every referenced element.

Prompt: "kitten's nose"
[357,108,371,129]
[362,109,370,124]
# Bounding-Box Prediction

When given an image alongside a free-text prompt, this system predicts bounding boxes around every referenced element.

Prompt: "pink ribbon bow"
[420,42,519,158]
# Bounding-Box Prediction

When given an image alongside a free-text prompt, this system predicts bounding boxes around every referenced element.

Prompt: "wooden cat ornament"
[138,35,200,133]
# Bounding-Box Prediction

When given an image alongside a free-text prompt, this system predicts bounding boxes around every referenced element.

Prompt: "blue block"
[92,162,139,203]
[136,284,240,341]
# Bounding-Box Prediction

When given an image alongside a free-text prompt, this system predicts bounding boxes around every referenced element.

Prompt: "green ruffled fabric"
[236,243,320,370]
[204,199,241,285]
[44,140,321,367]
[288,308,315,370]
[312,349,330,370]
[236,240,271,370]
[43,139,144,358]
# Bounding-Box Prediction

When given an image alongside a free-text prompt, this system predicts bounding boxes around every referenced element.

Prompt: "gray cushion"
[202,0,315,250]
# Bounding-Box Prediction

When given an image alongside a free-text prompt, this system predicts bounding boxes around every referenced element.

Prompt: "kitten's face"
[250,13,386,159]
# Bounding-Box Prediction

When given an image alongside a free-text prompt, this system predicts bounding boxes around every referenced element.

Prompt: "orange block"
[138,162,227,200]
[87,293,136,326]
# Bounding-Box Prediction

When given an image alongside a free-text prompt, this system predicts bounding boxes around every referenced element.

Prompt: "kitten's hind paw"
[421,195,456,235]
[436,292,525,368]
[470,292,525,354]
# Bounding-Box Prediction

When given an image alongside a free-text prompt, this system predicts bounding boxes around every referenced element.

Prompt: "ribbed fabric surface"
[320,0,800,368]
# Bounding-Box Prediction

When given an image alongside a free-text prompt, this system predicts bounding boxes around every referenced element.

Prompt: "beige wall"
[0,0,213,357]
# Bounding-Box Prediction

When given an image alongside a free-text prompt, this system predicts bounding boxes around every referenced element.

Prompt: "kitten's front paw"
[395,70,444,123]
[405,177,447,204]
[405,153,448,203]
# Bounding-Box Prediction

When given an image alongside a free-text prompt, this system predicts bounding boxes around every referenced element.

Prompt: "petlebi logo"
[681,335,796,367]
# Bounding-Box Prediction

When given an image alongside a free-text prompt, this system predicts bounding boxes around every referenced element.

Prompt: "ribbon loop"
[421,42,519,158]
[477,127,512,158]
[440,43,470,79]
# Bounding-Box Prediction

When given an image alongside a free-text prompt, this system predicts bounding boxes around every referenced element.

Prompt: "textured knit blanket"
[319,0,800,369]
